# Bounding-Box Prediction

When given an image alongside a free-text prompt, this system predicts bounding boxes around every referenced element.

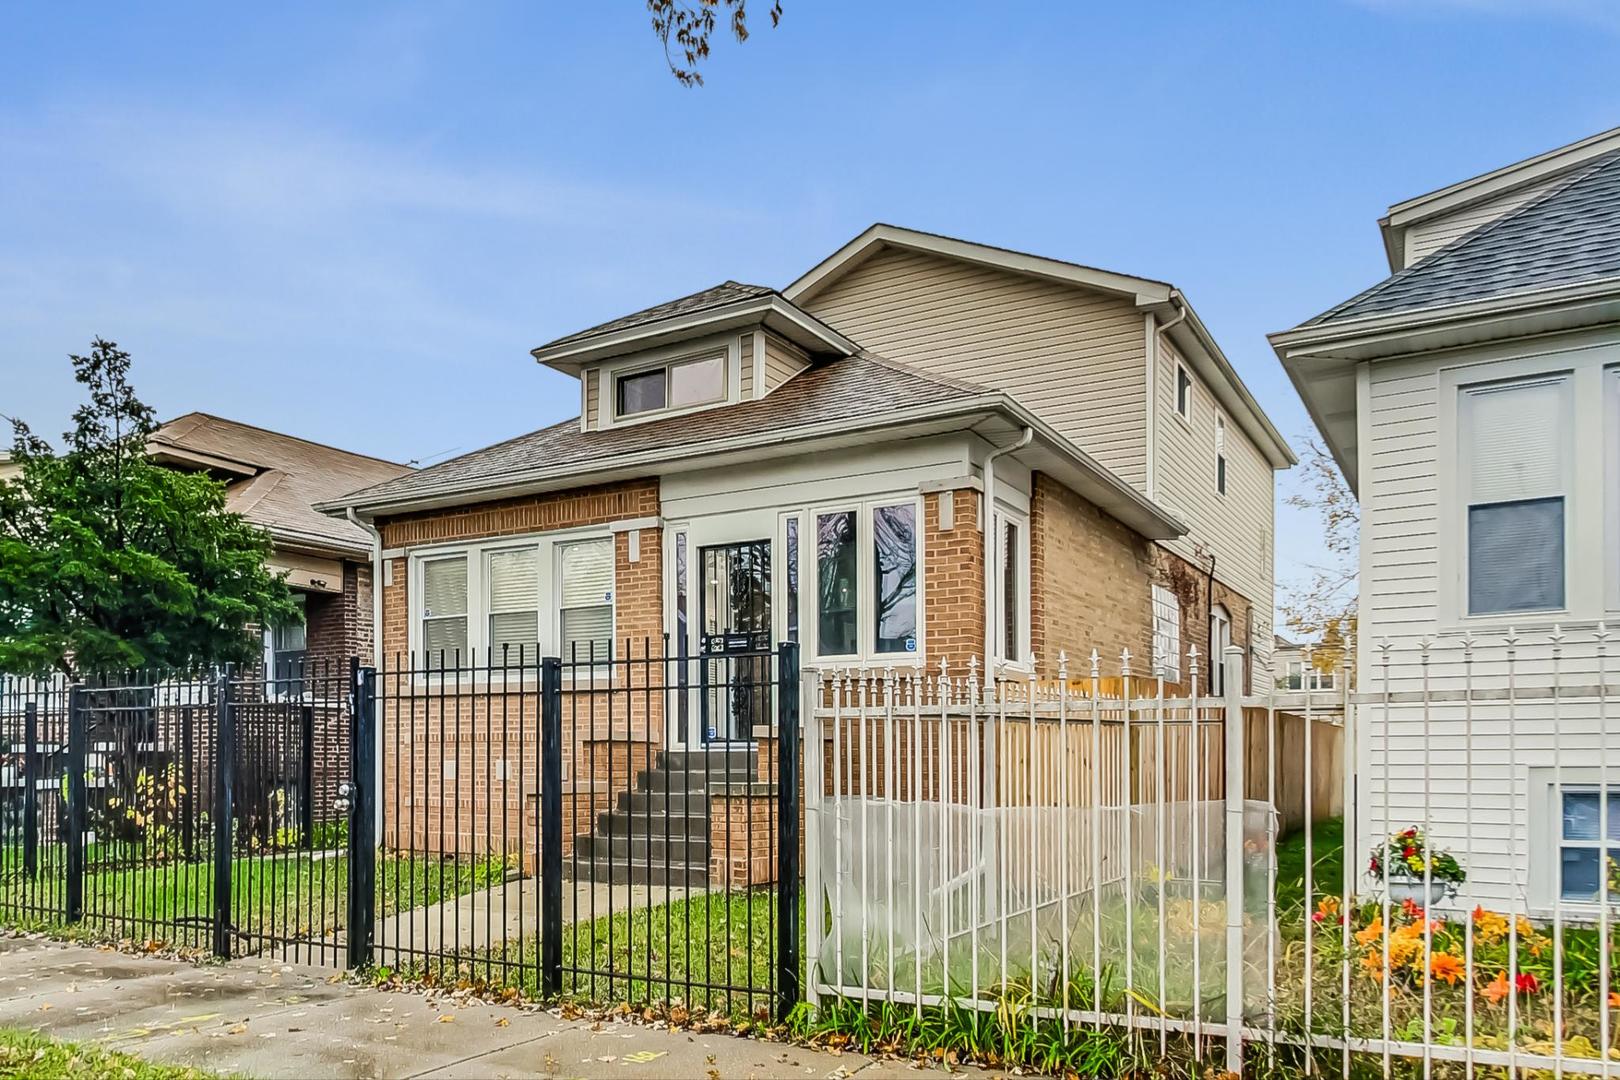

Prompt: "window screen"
[1462,376,1570,615]
[486,548,539,660]
[421,556,469,663]
[617,369,667,416]
[559,539,614,661]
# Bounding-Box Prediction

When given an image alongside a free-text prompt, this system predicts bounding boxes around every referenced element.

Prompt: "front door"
[697,540,772,743]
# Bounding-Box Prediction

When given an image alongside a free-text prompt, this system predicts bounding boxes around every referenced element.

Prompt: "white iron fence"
[802,631,1620,1077]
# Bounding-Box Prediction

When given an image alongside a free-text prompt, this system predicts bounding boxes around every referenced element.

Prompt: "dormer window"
[615,352,727,419]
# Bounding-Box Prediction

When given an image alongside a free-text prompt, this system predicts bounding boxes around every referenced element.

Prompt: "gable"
[800,245,1150,488]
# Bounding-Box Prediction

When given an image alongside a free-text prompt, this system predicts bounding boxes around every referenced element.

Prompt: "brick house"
[147,413,412,682]
[323,226,1293,884]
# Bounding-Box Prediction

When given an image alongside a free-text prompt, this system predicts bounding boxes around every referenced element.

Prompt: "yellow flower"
[1316,895,1340,919]
[1473,906,1508,945]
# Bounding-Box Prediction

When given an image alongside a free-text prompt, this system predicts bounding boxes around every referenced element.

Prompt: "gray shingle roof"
[536,280,775,352]
[335,353,993,512]
[1307,148,1620,326]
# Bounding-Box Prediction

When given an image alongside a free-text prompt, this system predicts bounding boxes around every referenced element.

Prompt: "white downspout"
[982,426,1033,684]
[1149,295,1190,502]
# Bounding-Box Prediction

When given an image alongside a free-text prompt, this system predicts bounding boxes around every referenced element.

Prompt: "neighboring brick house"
[325,226,1292,881]
[147,413,412,682]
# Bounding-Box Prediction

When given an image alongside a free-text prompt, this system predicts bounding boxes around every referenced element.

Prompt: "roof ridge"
[157,411,411,470]
[1306,147,1620,327]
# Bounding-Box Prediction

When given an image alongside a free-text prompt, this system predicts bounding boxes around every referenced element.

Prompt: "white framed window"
[1281,659,1334,692]
[1558,786,1619,903]
[809,498,923,662]
[420,555,470,665]
[1460,374,1572,617]
[1175,365,1193,422]
[614,350,727,419]
[407,528,615,670]
[485,548,539,659]
[1151,583,1180,682]
[1215,414,1228,496]
[557,538,614,661]
[992,508,1031,667]
[266,592,308,699]
[1209,603,1232,696]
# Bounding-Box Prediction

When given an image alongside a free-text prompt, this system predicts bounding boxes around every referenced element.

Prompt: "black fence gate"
[0,661,364,964]
[371,639,801,1019]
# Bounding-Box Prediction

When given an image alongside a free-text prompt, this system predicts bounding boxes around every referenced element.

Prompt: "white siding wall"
[1402,173,1565,266]
[1154,339,1276,675]
[802,247,1150,489]
[1357,328,1620,914]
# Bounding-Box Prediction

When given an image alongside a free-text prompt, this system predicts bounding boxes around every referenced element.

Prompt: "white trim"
[803,495,926,666]
[404,523,615,668]
[1434,342,1616,631]
[1174,363,1194,426]
[1528,766,1620,916]
[608,516,663,534]
[990,502,1032,672]
[599,334,737,429]
[1144,312,1158,501]
[751,331,765,401]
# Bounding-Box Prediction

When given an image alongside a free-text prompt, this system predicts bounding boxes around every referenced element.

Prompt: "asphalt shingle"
[535,281,775,353]
[1307,148,1620,326]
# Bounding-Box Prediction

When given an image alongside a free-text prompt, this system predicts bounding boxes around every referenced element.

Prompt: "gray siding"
[802,247,1149,489]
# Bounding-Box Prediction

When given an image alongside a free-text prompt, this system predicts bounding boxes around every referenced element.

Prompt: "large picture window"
[1461,375,1571,616]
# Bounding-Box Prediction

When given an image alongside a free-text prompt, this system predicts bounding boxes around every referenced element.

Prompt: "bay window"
[1460,375,1571,617]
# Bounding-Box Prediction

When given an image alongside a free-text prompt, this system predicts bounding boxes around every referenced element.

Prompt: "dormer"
[530,281,859,432]
[1379,125,1620,272]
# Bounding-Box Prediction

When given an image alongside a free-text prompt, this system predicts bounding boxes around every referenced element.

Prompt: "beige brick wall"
[1029,472,1158,677]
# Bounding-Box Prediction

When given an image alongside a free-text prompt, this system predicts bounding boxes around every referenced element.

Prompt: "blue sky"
[3,1,1617,602]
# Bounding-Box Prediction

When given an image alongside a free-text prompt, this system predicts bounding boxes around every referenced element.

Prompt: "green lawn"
[0,848,514,952]
[1274,816,1347,925]
[0,1028,224,1079]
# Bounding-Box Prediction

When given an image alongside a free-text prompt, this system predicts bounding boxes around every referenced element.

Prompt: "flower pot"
[1385,877,1450,907]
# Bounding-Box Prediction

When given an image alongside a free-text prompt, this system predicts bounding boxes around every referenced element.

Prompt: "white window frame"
[1215,413,1228,496]
[1209,603,1232,696]
[1175,364,1193,424]
[804,496,926,665]
[992,505,1032,671]
[597,332,741,429]
[1529,766,1620,915]
[405,525,615,679]
[1151,583,1181,682]
[1435,345,1611,630]
[553,537,616,664]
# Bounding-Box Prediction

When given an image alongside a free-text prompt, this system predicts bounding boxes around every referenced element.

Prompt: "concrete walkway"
[0,938,1003,1079]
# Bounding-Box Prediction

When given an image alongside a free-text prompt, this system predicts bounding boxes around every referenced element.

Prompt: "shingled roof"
[1306,147,1620,326]
[535,281,775,353]
[332,353,989,513]
[149,413,411,556]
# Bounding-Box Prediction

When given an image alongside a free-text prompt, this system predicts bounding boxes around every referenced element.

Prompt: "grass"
[0,847,514,952]
[1274,816,1346,924]
[0,1027,224,1079]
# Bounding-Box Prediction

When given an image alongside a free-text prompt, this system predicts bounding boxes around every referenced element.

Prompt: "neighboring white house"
[1271,126,1620,915]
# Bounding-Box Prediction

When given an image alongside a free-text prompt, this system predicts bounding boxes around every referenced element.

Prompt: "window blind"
[487,548,538,656]
[422,557,468,618]
[1464,377,1569,505]
[559,539,613,660]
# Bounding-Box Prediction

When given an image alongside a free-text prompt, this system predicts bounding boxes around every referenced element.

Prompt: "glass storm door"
[697,540,772,744]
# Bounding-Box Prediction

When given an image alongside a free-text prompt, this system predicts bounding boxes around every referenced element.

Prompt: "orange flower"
[1481,970,1512,1005]
[1429,953,1464,985]
[1361,951,1388,981]
[1356,917,1385,948]
[1608,991,1620,1009]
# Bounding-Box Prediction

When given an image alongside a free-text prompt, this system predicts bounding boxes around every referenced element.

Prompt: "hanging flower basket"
[1368,827,1465,905]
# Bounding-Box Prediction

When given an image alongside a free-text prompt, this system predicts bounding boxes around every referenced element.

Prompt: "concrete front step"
[565,856,709,888]
[593,808,709,841]
[574,831,710,865]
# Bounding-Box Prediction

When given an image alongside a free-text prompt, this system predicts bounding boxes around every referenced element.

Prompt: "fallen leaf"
[437,1014,454,1024]
[625,1050,667,1064]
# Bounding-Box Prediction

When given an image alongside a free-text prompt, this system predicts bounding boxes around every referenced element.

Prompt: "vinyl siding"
[1402,174,1565,266]
[802,247,1149,489]
[1357,332,1620,913]
[763,332,810,396]
[583,367,601,430]
[1153,338,1275,674]
[738,332,755,400]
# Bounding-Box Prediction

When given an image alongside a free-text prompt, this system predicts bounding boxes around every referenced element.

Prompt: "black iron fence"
[0,642,803,1019]
[375,638,801,1019]
[0,661,359,962]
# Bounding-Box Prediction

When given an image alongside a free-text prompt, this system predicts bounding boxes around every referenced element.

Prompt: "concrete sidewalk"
[0,938,999,1079]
